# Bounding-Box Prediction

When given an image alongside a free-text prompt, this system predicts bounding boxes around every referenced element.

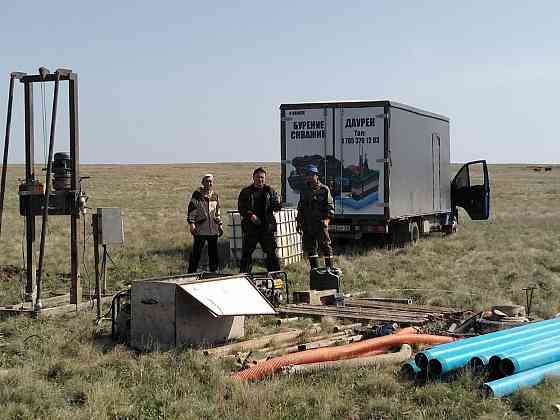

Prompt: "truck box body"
[280,101,452,230]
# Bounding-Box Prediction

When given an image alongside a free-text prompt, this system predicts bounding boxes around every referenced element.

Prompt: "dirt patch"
[0,265,21,282]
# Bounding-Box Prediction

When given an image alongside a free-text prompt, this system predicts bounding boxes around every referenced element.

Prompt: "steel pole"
[35,71,61,311]
[93,214,101,319]
[0,74,18,238]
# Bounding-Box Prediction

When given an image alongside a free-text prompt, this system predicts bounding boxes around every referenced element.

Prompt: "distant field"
[1,163,559,419]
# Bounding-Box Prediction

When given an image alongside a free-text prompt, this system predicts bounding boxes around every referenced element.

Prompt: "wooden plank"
[202,329,304,357]
[297,334,362,351]
[0,308,34,319]
[345,298,460,314]
[282,304,431,320]
[277,306,427,325]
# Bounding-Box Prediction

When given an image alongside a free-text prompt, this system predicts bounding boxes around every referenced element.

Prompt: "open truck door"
[451,160,490,220]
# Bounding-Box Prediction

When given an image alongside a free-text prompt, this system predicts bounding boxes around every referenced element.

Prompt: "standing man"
[238,167,282,273]
[187,174,223,273]
[297,164,335,269]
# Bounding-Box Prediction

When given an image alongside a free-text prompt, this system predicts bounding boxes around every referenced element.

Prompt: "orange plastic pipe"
[358,327,420,358]
[232,333,453,381]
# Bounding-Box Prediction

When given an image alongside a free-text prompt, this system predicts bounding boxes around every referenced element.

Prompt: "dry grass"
[1,163,560,419]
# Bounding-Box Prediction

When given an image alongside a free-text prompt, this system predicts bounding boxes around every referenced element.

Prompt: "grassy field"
[1,163,559,419]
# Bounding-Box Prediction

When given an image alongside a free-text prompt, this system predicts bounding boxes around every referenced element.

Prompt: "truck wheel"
[390,222,408,248]
[410,222,420,245]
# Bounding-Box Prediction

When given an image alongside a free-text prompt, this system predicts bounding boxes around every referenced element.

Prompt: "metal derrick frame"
[1,69,81,313]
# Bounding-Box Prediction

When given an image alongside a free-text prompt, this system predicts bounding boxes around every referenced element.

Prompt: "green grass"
[1,163,560,419]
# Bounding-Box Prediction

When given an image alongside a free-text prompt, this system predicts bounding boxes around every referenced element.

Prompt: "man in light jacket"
[187,174,223,273]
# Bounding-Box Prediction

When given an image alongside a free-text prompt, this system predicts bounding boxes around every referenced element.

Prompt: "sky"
[1,1,559,164]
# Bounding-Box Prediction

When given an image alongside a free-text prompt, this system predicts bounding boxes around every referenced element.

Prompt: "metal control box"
[97,207,124,245]
[130,274,276,351]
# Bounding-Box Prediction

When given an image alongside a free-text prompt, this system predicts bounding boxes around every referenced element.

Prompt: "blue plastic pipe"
[469,334,560,372]
[400,360,421,381]
[415,318,560,369]
[501,345,560,376]
[427,326,560,376]
[484,360,560,397]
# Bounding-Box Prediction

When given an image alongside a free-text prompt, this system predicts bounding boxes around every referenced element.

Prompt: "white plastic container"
[228,208,303,266]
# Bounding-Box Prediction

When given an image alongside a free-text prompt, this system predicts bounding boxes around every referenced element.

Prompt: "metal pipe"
[0,72,24,238]
[428,325,560,377]
[35,70,61,311]
[93,214,101,320]
[416,317,560,369]
[501,345,560,376]
[0,74,16,239]
[483,360,560,398]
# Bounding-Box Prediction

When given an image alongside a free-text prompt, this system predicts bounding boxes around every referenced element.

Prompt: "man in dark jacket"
[238,167,282,273]
[187,174,223,273]
[297,164,335,269]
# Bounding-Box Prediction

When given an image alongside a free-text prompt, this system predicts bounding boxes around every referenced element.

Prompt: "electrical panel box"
[97,207,124,245]
[130,273,276,351]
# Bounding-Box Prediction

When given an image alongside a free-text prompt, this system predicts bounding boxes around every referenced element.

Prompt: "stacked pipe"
[401,318,560,397]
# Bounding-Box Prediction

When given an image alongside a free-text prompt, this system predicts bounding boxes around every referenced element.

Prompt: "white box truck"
[280,100,490,244]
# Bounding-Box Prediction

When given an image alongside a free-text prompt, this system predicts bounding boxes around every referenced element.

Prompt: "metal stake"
[522,286,536,317]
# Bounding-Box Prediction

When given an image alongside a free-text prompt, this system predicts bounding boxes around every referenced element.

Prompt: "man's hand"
[189,223,197,235]
[250,214,262,226]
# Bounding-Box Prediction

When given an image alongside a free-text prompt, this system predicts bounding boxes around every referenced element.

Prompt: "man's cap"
[304,164,320,175]
[202,173,214,182]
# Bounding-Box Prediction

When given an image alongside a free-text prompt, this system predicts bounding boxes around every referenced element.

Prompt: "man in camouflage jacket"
[296,164,335,269]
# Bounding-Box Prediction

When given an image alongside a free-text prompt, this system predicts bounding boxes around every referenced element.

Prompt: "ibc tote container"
[228,208,303,267]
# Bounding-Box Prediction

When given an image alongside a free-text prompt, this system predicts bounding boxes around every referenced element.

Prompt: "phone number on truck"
[342,137,380,145]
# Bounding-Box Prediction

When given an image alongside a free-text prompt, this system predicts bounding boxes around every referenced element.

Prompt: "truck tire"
[410,222,420,245]
[390,221,419,248]
[390,222,407,248]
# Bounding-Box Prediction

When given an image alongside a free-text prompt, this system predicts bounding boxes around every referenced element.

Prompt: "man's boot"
[308,255,319,269]
[239,255,252,274]
[324,256,333,269]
